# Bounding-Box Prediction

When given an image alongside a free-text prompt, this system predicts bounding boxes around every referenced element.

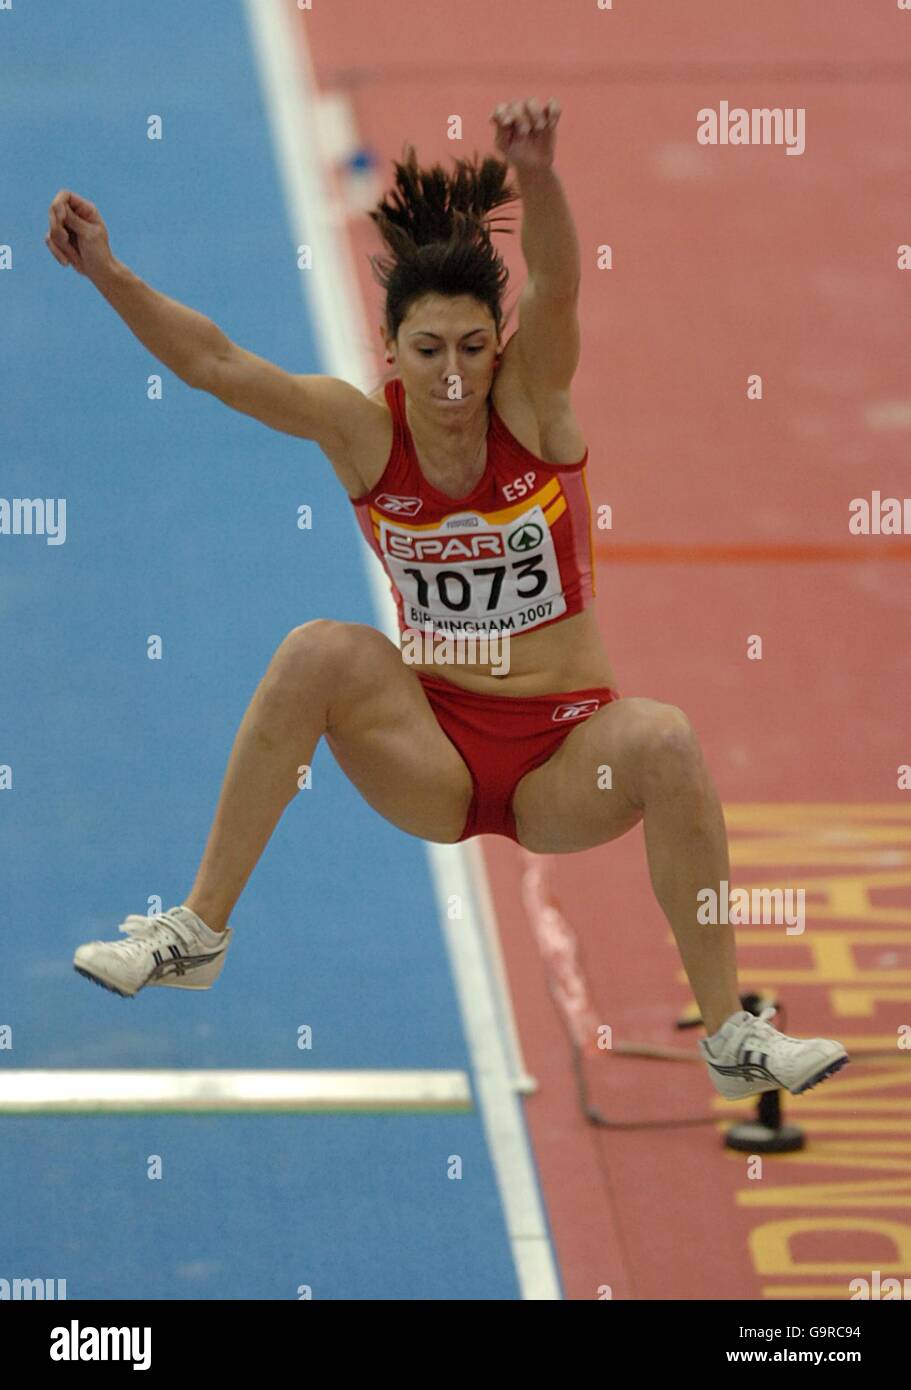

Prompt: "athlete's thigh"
[319,622,473,843]
[512,696,679,854]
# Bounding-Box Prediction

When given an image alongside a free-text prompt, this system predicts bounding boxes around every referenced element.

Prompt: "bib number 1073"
[402,553,548,612]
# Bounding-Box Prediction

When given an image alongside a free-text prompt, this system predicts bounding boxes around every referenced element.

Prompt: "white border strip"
[0,1070,469,1114]
[242,0,560,1300]
[464,835,537,1094]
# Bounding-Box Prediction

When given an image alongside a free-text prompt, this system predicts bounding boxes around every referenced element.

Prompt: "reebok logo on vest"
[376,493,423,516]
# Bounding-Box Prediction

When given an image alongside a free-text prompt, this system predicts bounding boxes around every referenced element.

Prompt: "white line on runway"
[0,1069,471,1114]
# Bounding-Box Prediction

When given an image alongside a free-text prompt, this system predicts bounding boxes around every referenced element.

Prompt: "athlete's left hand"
[489,98,560,170]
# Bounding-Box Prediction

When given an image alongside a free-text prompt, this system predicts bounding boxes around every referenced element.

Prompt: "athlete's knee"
[269,621,403,731]
[256,621,348,710]
[272,620,375,684]
[638,702,703,791]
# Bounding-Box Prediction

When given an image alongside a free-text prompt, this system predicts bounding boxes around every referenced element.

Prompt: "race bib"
[379,502,567,634]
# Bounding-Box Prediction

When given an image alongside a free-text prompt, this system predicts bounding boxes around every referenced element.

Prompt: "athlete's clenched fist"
[45,190,115,281]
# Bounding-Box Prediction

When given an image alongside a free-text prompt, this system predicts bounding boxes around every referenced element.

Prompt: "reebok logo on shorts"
[375,493,423,516]
[551,699,601,722]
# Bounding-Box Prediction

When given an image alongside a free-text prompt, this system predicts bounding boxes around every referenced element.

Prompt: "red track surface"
[299,1,911,1299]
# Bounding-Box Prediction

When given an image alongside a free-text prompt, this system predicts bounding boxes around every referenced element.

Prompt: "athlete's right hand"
[45,190,115,281]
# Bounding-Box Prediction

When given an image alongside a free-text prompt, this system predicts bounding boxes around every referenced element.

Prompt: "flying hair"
[367,143,520,348]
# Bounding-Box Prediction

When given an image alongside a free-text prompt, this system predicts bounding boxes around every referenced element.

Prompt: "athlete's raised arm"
[489,99,582,400]
[44,188,370,465]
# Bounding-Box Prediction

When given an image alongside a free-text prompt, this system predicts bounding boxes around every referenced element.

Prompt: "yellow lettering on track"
[697,806,911,1294]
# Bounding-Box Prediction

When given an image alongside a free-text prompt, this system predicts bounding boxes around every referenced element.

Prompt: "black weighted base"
[724,1076,805,1152]
[725,1118,804,1153]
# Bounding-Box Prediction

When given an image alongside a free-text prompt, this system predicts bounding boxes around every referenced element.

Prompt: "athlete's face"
[385,294,500,409]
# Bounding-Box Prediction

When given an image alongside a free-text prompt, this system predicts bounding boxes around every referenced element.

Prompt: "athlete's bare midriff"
[336,371,619,697]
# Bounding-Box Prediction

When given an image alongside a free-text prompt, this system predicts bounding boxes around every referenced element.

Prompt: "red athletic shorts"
[416,671,622,843]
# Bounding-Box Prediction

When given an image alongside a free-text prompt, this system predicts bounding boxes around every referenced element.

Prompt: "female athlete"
[47,97,848,1100]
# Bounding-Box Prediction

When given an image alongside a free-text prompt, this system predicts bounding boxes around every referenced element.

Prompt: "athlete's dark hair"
[368,144,519,353]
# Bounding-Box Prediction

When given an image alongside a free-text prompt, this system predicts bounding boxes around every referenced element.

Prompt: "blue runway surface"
[1,1,528,1299]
